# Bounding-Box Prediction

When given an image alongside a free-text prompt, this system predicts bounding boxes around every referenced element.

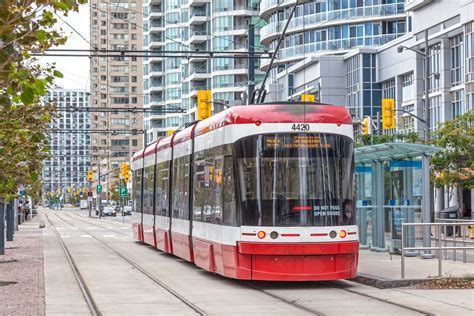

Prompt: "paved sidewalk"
[0,215,45,315]
[357,249,474,287]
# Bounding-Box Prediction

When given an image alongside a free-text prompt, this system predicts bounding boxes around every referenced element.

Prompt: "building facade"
[259,0,407,89]
[42,89,91,195]
[143,0,263,142]
[89,0,144,193]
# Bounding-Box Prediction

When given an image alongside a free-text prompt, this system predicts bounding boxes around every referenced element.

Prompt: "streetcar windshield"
[235,133,354,227]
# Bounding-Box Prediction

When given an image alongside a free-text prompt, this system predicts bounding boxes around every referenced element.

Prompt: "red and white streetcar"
[131,102,358,281]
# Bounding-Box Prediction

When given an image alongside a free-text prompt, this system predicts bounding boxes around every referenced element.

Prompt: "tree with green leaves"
[431,111,474,211]
[0,0,86,202]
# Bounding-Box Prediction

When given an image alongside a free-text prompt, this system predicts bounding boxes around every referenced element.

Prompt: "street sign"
[119,187,128,197]
[96,184,102,193]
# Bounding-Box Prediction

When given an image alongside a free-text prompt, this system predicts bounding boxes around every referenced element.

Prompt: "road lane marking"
[103,234,115,238]
[60,235,70,238]
[81,235,92,238]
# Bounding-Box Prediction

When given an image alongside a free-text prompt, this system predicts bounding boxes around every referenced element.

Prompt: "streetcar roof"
[144,140,159,157]
[132,148,146,161]
[151,103,351,154]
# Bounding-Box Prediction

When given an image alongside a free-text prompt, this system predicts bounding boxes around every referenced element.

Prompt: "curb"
[353,273,429,289]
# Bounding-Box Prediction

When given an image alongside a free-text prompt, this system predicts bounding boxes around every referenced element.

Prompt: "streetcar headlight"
[329,230,337,238]
[257,231,266,239]
[339,230,347,238]
[270,231,279,239]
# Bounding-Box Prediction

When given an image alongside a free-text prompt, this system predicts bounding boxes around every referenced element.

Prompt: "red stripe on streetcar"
[281,233,300,237]
[310,233,328,237]
[293,206,312,211]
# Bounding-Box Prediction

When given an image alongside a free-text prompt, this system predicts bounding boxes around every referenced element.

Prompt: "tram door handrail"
[401,222,474,279]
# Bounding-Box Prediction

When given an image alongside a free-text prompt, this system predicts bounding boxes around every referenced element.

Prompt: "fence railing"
[401,222,474,279]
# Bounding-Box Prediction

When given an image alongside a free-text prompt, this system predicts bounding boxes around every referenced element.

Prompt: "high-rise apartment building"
[42,88,91,195]
[90,0,144,192]
[143,0,263,142]
[260,0,406,117]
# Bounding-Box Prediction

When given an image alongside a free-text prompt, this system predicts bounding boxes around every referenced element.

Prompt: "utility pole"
[421,29,432,258]
[98,161,102,219]
[397,29,433,258]
[6,202,13,241]
[0,202,5,255]
[247,23,255,105]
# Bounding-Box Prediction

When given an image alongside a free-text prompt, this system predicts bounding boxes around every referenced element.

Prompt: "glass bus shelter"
[354,143,440,253]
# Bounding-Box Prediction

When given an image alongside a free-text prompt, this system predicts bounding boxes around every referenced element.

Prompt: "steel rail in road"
[43,213,101,316]
[240,281,325,315]
[317,281,434,316]
[51,212,207,316]
[60,211,434,316]
[63,212,326,315]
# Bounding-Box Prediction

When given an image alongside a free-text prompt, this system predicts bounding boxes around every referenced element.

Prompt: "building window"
[382,79,396,100]
[402,73,413,87]
[450,34,464,87]
[451,90,464,118]
[430,95,441,130]
[428,43,441,93]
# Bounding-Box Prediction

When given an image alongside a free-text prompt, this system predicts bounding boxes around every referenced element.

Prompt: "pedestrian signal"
[382,98,395,129]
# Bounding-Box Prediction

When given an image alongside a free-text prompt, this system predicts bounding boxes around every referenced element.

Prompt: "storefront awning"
[354,142,441,164]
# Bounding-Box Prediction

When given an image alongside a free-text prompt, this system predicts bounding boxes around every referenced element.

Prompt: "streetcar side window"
[143,165,155,215]
[155,161,169,216]
[133,169,142,214]
[222,155,237,226]
[171,155,190,220]
[193,152,205,222]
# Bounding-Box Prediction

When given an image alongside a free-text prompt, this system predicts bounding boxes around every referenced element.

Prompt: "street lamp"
[397,30,434,258]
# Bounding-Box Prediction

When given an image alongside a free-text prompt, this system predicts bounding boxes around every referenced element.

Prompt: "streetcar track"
[43,213,101,316]
[51,212,207,316]
[318,281,434,316]
[63,212,131,237]
[58,211,435,315]
[63,212,325,315]
[240,281,325,315]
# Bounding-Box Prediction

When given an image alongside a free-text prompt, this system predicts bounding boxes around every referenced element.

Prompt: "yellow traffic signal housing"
[197,90,212,120]
[87,170,93,182]
[300,94,315,102]
[167,130,175,137]
[361,117,370,135]
[382,98,395,129]
[123,172,129,183]
[120,163,128,177]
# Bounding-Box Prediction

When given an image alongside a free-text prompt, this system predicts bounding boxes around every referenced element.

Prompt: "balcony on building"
[149,20,164,34]
[188,28,208,44]
[149,63,163,77]
[149,4,163,18]
[148,35,164,49]
[189,5,207,25]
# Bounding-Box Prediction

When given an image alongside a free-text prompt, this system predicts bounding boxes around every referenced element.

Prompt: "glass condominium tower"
[143,0,263,142]
[259,0,406,77]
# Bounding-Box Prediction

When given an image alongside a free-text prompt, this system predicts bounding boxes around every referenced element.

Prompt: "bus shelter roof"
[354,142,441,164]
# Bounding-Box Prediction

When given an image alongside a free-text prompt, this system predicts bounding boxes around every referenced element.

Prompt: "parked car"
[102,206,117,217]
[122,206,133,216]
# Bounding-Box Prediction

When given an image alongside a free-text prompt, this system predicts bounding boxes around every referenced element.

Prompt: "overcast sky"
[39,4,90,91]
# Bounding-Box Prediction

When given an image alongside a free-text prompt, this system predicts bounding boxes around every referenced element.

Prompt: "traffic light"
[361,117,370,135]
[382,98,395,129]
[197,90,212,120]
[67,186,71,193]
[123,172,130,183]
[120,163,129,177]
[87,170,93,182]
[300,94,315,102]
